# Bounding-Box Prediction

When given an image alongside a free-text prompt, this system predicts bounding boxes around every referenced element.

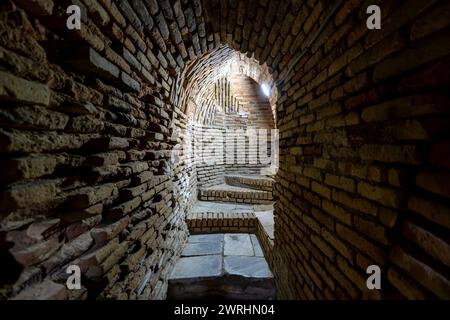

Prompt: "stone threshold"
[186,211,274,271]
[167,233,275,300]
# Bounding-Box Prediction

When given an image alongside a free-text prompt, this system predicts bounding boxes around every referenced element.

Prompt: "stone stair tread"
[168,233,275,299]
[202,183,267,192]
[224,256,272,278]
[199,182,273,204]
[170,255,223,280]
[224,174,274,181]
[224,175,274,192]
[192,200,256,213]
[181,241,222,257]
[192,201,274,213]
[255,212,274,241]
[170,233,273,280]
[224,233,254,256]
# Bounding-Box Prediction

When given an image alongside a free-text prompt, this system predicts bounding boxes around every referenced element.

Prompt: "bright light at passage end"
[261,83,271,97]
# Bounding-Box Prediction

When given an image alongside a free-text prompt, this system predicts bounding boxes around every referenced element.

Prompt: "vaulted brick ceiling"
[174,45,275,124]
[115,0,319,123]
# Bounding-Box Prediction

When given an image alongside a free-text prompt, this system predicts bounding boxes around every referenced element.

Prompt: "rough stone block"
[0,71,50,106]
[66,47,119,80]
[14,0,54,16]
[12,279,67,300]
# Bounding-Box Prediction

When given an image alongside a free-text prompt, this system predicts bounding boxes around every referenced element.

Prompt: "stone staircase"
[190,174,274,253]
[167,174,276,300]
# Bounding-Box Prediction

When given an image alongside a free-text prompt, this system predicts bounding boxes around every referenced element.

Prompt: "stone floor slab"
[192,201,254,213]
[224,233,254,256]
[169,233,275,299]
[189,234,224,243]
[224,256,273,278]
[255,212,274,240]
[250,234,264,257]
[182,241,222,256]
[203,183,267,192]
[253,203,274,211]
[170,255,222,279]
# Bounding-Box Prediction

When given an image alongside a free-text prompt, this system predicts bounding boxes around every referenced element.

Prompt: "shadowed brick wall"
[272,0,450,299]
[0,0,449,300]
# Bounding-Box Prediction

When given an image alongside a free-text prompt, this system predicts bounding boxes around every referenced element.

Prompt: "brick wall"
[0,0,196,300]
[273,0,450,299]
[0,0,449,300]
[194,125,226,187]
[194,75,275,187]
[195,115,275,188]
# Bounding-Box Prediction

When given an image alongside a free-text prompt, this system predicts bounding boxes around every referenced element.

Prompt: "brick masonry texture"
[225,175,274,192]
[0,0,450,300]
[186,212,257,234]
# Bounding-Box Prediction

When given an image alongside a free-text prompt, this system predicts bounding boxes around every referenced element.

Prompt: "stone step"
[225,174,274,191]
[189,201,275,234]
[167,233,275,300]
[199,183,273,204]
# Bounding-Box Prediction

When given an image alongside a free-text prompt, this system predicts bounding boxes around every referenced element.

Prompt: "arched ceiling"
[161,0,335,126]
[172,45,277,125]
[103,0,335,128]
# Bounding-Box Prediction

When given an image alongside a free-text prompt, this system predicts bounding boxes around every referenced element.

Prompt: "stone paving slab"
[224,233,254,256]
[169,233,275,299]
[250,234,264,257]
[189,234,224,243]
[192,202,254,214]
[182,241,222,256]
[170,255,222,279]
[253,204,274,211]
[255,212,274,240]
[224,256,273,278]
[225,174,274,180]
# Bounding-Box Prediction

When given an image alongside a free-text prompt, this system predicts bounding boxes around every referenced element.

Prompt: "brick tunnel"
[0,0,449,300]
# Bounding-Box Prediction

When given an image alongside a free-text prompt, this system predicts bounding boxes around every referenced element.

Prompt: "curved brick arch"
[173,45,277,125]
